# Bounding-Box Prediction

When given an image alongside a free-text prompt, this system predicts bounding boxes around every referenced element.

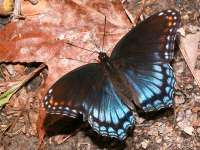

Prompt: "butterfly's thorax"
[98,52,121,78]
[98,52,113,71]
[98,52,135,108]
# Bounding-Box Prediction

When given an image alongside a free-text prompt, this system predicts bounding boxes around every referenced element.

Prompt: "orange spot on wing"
[49,99,54,105]
[54,102,58,106]
[168,16,173,21]
[168,22,172,26]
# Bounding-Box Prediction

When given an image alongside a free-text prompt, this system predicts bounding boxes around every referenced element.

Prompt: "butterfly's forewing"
[44,63,134,140]
[112,9,181,111]
[111,9,181,63]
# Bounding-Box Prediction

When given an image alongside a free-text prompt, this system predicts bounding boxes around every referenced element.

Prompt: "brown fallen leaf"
[179,25,200,88]
[192,120,200,127]
[0,0,131,91]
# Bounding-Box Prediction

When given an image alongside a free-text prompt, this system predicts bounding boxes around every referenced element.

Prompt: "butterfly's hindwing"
[86,79,134,140]
[121,62,175,111]
[44,63,134,140]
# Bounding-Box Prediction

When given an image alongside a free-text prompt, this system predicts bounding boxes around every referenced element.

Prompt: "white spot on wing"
[167,35,170,41]
[158,12,164,16]
[49,89,53,94]
[45,101,48,105]
[72,109,77,113]
[165,55,169,59]
[58,106,63,110]
[165,44,169,49]
[172,12,176,15]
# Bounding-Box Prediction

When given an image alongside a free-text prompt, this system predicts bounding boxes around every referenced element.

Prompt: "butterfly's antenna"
[61,57,96,64]
[65,41,99,62]
[101,15,107,52]
[64,42,99,54]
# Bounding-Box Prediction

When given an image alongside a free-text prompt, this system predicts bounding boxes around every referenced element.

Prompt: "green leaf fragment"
[0,82,22,106]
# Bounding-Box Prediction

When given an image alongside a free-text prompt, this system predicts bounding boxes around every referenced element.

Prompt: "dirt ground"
[0,0,200,150]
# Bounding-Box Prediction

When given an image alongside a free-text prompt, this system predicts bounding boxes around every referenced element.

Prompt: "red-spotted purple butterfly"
[43,9,181,140]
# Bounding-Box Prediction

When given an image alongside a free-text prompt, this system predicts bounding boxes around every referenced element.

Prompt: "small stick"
[134,0,146,25]
[101,16,107,52]
[57,123,89,144]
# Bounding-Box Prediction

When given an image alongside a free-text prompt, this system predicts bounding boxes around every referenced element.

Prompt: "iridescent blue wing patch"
[86,79,134,140]
[44,63,134,140]
[122,62,175,112]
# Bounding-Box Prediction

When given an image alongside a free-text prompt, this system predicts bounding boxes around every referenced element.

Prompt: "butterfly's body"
[44,9,181,140]
[99,52,135,109]
[98,52,114,73]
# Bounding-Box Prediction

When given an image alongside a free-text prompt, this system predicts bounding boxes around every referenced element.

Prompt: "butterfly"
[43,9,181,140]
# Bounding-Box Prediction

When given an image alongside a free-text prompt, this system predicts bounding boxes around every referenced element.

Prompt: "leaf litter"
[0,0,199,149]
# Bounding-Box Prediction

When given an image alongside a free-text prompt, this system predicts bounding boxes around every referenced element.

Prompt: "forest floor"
[0,0,200,150]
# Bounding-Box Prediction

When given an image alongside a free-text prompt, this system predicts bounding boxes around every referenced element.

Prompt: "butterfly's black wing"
[111,9,181,63]
[118,61,175,112]
[44,63,134,140]
[111,9,180,111]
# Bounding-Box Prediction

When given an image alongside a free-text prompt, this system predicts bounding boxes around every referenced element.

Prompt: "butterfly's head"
[98,52,110,63]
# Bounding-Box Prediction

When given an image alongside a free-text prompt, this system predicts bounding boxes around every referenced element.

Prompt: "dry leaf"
[0,0,131,92]
[179,26,200,87]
